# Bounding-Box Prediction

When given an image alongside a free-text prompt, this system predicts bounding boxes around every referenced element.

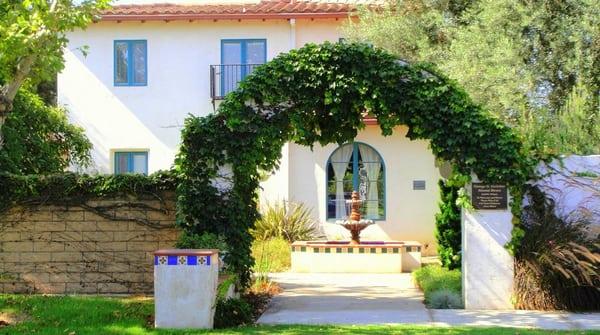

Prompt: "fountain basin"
[291,240,422,273]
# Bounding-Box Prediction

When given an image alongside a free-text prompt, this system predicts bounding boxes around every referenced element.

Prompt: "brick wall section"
[0,193,179,294]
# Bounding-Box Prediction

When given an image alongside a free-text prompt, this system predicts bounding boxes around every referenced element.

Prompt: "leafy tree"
[522,0,600,111]
[521,81,600,157]
[0,0,110,147]
[345,0,533,122]
[0,88,91,174]
[345,0,600,154]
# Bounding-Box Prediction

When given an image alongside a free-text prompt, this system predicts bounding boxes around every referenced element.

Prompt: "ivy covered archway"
[176,42,527,285]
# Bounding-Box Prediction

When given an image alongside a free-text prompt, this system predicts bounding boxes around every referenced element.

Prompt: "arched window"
[326,142,385,220]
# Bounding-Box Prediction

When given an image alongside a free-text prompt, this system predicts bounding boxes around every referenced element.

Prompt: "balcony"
[210,64,262,100]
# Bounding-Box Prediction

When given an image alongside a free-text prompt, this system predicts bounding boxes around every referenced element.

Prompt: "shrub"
[0,89,91,174]
[252,237,291,274]
[428,289,463,309]
[435,179,461,270]
[213,297,253,329]
[176,232,230,272]
[217,274,238,300]
[252,201,317,242]
[175,231,228,251]
[515,186,600,311]
[413,265,461,307]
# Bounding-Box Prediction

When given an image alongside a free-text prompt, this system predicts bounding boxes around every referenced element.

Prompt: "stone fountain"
[290,190,423,273]
[336,191,374,245]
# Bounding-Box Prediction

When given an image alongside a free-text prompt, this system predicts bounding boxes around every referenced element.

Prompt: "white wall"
[534,155,600,237]
[295,19,344,47]
[283,125,442,255]
[58,19,343,173]
[462,180,514,309]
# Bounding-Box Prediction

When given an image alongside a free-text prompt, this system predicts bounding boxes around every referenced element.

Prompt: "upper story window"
[219,39,266,96]
[114,40,147,86]
[114,151,148,175]
[326,143,385,220]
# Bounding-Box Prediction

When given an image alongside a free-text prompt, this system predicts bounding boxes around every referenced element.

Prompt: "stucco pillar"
[154,249,219,329]
[462,180,514,309]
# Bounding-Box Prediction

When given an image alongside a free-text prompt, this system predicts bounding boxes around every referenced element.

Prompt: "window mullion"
[128,41,134,85]
[241,41,247,77]
[127,152,133,173]
[352,143,359,191]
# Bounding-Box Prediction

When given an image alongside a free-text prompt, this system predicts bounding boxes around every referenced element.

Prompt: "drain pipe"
[289,18,296,50]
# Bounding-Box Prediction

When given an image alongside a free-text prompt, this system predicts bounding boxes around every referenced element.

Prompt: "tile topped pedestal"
[154,249,219,329]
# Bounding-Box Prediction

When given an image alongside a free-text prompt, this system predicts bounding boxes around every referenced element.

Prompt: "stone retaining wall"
[0,194,179,294]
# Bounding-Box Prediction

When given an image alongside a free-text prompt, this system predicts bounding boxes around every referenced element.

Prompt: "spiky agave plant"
[252,200,318,242]
[515,186,600,310]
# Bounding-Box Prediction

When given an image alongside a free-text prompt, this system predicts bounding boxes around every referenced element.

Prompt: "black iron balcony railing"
[210,64,262,100]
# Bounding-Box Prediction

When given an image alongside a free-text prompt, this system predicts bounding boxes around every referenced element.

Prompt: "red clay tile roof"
[101,1,363,21]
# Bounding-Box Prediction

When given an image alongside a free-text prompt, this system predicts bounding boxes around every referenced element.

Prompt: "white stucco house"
[59,0,445,255]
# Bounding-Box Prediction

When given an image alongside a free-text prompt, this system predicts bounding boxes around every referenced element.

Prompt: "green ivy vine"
[177,42,531,285]
[0,171,177,228]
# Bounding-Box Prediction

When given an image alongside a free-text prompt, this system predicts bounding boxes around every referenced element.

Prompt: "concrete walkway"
[257,272,600,330]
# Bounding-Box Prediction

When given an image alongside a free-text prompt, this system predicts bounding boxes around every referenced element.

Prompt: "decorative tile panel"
[154,255,211,266]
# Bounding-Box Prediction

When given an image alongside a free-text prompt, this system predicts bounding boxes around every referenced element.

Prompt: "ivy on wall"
[0,171,177,228]
[177,42,530,285]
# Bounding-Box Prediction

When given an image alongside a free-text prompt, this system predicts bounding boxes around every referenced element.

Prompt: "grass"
[251,237,291,273]
[1,295,597,335]
[413,265,461,305]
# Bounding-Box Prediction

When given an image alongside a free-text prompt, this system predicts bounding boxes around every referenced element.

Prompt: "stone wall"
[0,194,179,294]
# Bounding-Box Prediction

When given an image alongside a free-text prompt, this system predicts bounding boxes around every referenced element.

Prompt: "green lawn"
[0,295,597,335]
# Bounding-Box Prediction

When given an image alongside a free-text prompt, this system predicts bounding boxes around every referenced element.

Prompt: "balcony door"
[220,39,266,96]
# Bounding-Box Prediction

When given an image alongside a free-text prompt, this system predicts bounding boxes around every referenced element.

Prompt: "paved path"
[257,272,600,330]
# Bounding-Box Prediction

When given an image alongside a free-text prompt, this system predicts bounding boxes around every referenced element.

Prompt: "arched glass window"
[326,142,385,220]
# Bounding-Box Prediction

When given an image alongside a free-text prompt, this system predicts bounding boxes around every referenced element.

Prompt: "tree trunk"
[0,54,38,150]
[0,113,5,150]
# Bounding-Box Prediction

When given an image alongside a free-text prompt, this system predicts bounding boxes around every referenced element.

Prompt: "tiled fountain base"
[291,241,422,273]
